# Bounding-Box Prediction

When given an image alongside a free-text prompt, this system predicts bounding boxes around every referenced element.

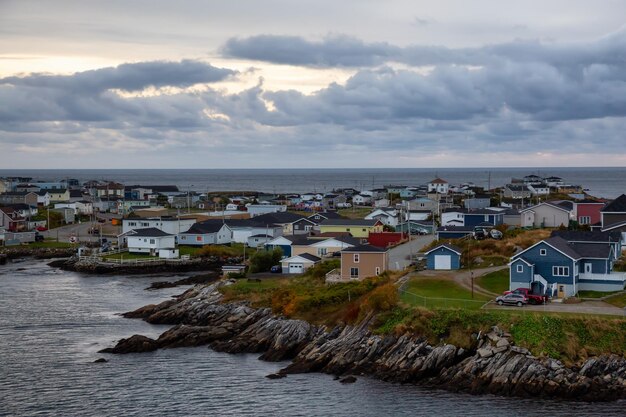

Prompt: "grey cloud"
[222,26,626,69]
[222,35,400,67]
[0,60,236,93]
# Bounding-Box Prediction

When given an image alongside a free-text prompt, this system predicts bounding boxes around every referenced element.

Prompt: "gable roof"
[520,202,571,214]
[550,230,621,243]
[341,244,388,253]
[183,221,229,234]
[601,194,626,213]
[282,253,321,263]
[128,227,173,237]
[424,243,462,256]
[252,212,305,224]
[514,236,581,261]
[568,243,612,259]
[429,178,448,184]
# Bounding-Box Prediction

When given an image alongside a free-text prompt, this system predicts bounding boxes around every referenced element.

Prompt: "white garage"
[281,254,321,274]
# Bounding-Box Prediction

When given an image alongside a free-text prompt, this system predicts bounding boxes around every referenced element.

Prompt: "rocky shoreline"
[53,257,228,275]
[101,281,626,402]
[0,247,76,260]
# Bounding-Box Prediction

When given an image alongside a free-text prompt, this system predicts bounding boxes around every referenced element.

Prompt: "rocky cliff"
[101,281,626,402]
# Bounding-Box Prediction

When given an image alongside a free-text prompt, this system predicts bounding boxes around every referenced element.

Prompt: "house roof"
[568,243,612,259]
[125,185,180,193]
[128,227,173,237]
[252,212,305,224]
[282,253,321,263]
[341,244,388,253]
[520,202,571,214]
[183,221,228,234]
[601,194,626,213]
[602,220,626,233]
[429,178,448,184]
[506,184,529,192]
[541,237,582,260]
[424,243,462,256]
[550,230,621,243]
[320,219,381,227]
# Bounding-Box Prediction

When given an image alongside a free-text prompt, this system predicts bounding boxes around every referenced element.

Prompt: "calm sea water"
[0,167,625,198]
[0,259,624,416]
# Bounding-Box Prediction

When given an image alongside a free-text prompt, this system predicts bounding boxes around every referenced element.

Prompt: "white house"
[122,217,197,235]
[441,209,466,226]
[36,191,51,207]
[528,184,550,196]
[352,194,373,206]
[75,200,94,215]
[247,234,273,248]
[126,228,176,256]
[365,208,399,227]
[246,204,287,217]
[427,178,449,194]
[178,221,233,246]
[520,202,571,228]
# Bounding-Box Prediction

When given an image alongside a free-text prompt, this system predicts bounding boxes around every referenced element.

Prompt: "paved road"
[41,221,120,244]
[388,234,435,270]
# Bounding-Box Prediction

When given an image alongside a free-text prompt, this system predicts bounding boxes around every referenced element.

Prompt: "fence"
[400,289,491,310]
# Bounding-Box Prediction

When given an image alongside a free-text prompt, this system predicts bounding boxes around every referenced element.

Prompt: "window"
[318,248,327,256]
[362,228,366,232]
[579,216,591,225]
[552,266,569,276]
[305,225,312,231]
[350,267,359,278]
[354,254,360,263]
[539,249,547,256]
[150,239,155,244]
[196,236,202,242]
[375,267,381,275]
[516,264,523,273]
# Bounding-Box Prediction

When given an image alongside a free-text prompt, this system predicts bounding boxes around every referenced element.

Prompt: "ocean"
[0,167,625,198]
[0,259,624,416]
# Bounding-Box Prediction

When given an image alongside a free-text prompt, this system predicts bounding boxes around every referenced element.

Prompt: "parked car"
[270,265,282,273]
[473,229,486,240]
[489,229,503,240]
[34,233,44,242]
[504,287,548,305]
[36,226,48,232]
[495,293,527,307]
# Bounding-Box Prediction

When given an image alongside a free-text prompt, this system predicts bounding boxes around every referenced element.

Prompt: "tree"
[249,247,283,273]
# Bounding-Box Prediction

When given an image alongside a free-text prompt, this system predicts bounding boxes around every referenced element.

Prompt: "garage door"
[289,263,304,274]
[434,255,451,270]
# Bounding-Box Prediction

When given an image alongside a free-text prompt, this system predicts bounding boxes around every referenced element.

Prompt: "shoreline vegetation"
[100,262,626,402]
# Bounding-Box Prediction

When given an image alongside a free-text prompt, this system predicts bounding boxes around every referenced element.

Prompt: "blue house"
[425,243,462,270]
[510,235,625,298]
[463,209,504,228]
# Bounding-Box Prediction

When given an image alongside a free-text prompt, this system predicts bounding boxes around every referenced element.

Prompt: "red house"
[368,232,406,248]
[575,200,605,226]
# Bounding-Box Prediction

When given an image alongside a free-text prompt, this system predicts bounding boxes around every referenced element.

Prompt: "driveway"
[484,299,626,316]
[405,266,507,298]
[388,234,435,270]
[41,221,120,244]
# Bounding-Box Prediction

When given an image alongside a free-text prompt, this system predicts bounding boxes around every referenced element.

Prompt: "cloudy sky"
[2,0,626,168]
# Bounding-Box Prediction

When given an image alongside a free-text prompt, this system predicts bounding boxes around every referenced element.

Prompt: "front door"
[557,285,566,298]
[584,263,592,274]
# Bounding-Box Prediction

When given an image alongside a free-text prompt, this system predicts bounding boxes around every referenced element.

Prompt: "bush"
[197,245,238,258]
[249,248,283,273]
[365,283,399,313]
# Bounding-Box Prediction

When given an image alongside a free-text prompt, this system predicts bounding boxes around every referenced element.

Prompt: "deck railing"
[579,272,626,282]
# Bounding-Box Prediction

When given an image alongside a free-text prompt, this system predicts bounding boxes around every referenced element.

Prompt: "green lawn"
[577,290,621,299]
[178,246,202,257]
[337,207,373,219]
[476,269,509,294]
[604,292,626,308]
[401,277,489,310]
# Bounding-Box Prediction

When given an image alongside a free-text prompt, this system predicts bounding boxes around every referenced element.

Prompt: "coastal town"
[1,173,625,311]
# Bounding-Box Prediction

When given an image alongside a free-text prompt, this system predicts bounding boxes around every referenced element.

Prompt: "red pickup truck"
[504,288,548,305]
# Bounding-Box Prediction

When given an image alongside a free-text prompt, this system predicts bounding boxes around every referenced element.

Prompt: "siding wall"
[513,242,574,285]
[509,259,533,286]
[426,247,461,269]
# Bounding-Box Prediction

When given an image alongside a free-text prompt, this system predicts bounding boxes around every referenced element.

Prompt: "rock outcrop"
[102,281,626,402]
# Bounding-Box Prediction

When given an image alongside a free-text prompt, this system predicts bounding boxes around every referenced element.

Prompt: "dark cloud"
[222,35,400,67]
[0,59,236,93]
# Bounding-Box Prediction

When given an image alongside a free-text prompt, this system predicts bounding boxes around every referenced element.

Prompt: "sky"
[1,0,626,169]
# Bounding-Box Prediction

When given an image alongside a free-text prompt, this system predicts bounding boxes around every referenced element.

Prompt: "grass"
[604,292,626,308]
[476,269,509,294]
[577,290,621,299]
[374,307,626,364]
[400,277,489,310]
[178,246,203,257]
[337,207,373,219]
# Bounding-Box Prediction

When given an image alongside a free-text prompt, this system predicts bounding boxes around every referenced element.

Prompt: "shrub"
[365,283,399,313]
[249,248,283,273]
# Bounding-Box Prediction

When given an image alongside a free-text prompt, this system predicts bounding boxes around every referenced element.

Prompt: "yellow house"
[47,188,71,202]
[319,219,384,238]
